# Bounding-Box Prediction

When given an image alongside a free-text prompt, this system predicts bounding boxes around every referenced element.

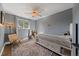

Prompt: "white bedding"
[38,34,71,48]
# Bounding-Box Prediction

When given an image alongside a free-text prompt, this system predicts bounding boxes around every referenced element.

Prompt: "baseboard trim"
[0,44,5,56]
[23,37,28,40]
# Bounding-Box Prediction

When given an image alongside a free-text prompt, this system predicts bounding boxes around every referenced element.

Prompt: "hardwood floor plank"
[2,44,12,56]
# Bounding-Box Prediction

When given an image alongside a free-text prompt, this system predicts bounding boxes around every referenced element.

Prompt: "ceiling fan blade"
[25,12,31,14]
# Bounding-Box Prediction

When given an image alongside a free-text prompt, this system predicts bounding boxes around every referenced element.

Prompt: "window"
[18,18,29,29]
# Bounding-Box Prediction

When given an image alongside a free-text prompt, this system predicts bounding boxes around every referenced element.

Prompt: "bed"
[36,34,71,56]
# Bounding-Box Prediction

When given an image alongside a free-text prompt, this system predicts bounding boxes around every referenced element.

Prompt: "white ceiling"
[1,3,74,20]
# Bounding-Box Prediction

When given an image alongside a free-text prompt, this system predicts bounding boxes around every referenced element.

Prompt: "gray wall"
[0,4,4,54]
[73,4,79,23]
[72,4,79,44]
[4,13,16,34]
[37,9,72,35]
[30,20,36,31]
[0,25,4,54]
[4,13,16,42]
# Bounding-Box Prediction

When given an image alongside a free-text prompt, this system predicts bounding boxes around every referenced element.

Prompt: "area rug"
[12,40,53,56]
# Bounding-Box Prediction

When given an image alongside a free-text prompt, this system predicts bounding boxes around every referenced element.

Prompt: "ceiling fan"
[31,8,40,17]
[25,7,44,17]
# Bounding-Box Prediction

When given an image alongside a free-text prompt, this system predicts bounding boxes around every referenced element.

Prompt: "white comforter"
[38,34,71,48]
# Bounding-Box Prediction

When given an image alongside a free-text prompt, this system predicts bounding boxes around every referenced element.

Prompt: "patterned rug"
[12,40,53,56]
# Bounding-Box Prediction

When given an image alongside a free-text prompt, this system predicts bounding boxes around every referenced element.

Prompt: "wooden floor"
[2,44,12,56]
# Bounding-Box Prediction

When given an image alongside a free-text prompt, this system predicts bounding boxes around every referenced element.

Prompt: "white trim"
[5,42,11,45]
[22,37,28,41]
[0,44,5,56]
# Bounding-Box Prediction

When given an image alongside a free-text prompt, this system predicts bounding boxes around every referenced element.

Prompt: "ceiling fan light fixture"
[32,11,39,17]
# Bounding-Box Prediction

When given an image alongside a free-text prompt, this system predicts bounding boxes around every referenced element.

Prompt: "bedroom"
[0,3,79,56]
